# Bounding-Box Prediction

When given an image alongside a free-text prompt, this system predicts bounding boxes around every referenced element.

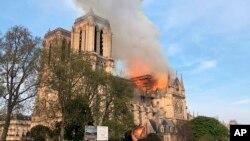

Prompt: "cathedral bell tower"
[71,8,114,72]
[31,8,114,128]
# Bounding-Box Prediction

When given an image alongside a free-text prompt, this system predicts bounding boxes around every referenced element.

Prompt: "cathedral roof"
[148,118,175,134]
[149,119,158,132]
[44,27,71,38]
[162,118,174,127]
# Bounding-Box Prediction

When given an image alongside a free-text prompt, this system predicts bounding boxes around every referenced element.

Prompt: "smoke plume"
[74,0,170,78]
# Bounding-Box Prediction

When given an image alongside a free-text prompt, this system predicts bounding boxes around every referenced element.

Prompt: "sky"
[1,0,250,124]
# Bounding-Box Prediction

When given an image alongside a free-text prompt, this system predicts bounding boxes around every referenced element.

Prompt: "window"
[79,30,82,52]
[94,27,97,52]
[100,30,103,56]
[170,127,173,133]
[161,126,164,133]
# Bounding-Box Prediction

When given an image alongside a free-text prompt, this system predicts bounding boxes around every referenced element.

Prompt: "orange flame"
[129,60,168,91]
[129,60,150,77]
[152,75,168,90]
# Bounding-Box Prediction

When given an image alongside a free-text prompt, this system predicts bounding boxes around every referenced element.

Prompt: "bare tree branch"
[0,26,41,141]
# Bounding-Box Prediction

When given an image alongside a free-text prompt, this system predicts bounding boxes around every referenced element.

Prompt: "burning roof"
[131,74,168,92]
[131,75,155,92]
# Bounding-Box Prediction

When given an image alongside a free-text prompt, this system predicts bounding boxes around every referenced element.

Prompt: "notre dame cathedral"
[31,9,188,141]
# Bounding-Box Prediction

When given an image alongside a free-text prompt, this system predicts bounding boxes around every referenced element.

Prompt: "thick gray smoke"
[74,0,170,78]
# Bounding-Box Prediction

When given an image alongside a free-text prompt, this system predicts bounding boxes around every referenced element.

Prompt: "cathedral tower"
[31,9,114,128]
[71,8,114,72]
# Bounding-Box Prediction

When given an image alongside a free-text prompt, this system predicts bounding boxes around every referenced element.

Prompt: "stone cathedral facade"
[31,9,114,128]
[31,9,188,141]
[70,9,114,72]
[131,75,188,141]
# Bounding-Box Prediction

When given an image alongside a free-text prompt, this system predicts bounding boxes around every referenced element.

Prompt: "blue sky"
[1,0,250,124]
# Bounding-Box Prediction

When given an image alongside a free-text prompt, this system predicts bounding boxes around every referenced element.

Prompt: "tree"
[29,125,54,141]
[55,69,135,141]
[190,116,229,141]
[101,75,135,140]
[0,83,6,115]
[40,38,92,140]
[61,69,135,141]
[81,69,110,125]
[64,95,92,140]
[0,26,41,141]
[176,120,194,141]
[0,83,5,96]
[40,37,135,140]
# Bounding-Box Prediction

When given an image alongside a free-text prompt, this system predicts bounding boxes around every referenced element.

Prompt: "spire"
[87,8,95,16]
[174,70,179,86]
[167,71,171,87]
[180,73,185,89]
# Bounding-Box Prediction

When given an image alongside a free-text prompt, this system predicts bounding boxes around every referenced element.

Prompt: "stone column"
[87,16,95,52]
[96,29,100,54]
[82,27,86,51]
[72,27,80,52]
[102,26,111,57]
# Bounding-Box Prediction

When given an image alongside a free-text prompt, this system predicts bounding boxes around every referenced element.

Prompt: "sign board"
[85,126,97,141]
[97,126,109,141]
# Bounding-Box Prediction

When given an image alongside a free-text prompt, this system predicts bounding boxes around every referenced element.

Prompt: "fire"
[131,75,155,92]
[129,60,168,91]
[129,59,150,77]
[152,75,168,90]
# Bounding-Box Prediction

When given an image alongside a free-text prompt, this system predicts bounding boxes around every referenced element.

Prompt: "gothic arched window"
[79,30,82,52]
[100,30,103,56]
[94,27,97,52]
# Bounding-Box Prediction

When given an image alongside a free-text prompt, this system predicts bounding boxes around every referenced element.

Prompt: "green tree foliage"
[64,95,92,140]
[50,71,135,141]
[0,26,41,141]
[82,69,110,125]
[40,38,92,140]
[29,125,54,141]
[176,121,194,141]
[41,37,134,140]
[69,69,135,140]
[102,76,135,140]
[190,116,229,141]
